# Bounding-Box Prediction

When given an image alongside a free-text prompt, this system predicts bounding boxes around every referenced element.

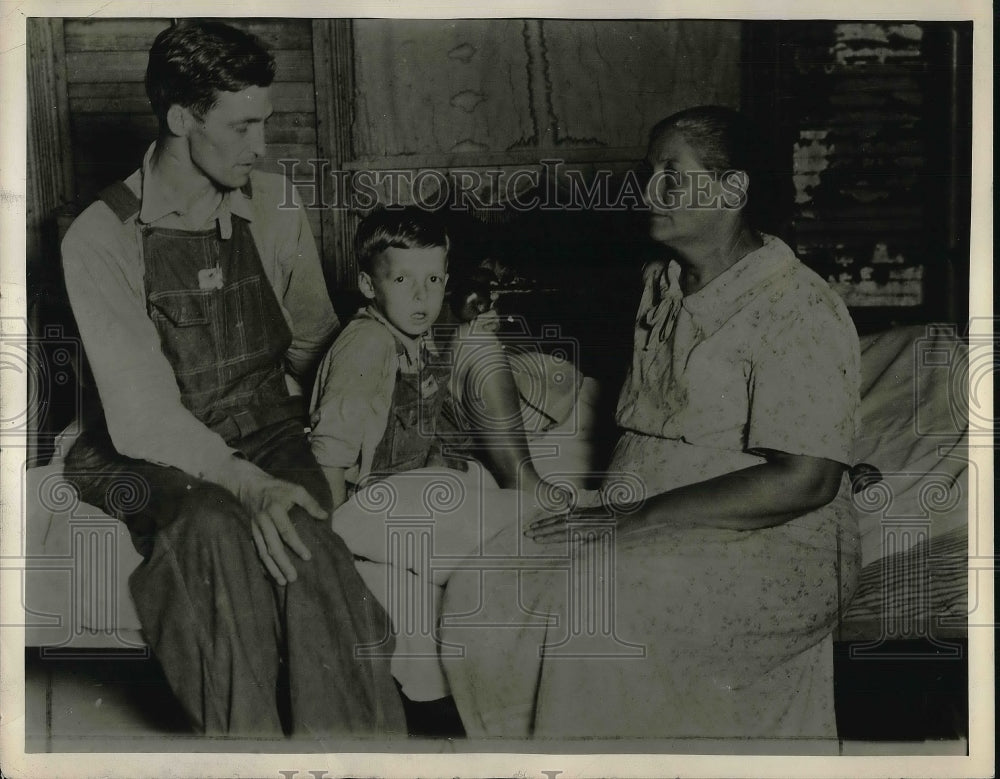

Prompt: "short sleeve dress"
[441,235,863,740]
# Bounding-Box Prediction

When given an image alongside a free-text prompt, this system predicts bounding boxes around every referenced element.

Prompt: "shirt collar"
[137,142,255,228]
[360,305,438,368]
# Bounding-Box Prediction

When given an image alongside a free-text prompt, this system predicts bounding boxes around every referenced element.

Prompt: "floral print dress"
[440,235,862,740]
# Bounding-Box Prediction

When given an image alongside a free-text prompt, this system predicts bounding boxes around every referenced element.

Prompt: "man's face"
[186,85,272,190]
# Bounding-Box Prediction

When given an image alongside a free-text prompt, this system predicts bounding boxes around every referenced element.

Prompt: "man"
[61,20,405,738]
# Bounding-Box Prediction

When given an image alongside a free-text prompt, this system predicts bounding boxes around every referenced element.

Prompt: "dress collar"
[674,234,799,335]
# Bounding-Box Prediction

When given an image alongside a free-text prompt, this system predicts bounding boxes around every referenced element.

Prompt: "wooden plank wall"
[62,18,322,242]
[26,18,73,280]
[26,18,76,465]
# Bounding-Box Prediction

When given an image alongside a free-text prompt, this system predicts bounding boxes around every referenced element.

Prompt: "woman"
[438,106,862,741]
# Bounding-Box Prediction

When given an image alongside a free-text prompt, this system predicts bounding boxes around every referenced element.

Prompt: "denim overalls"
[98,179,301,440]
[368,332,469,477]
[63,180,405,737]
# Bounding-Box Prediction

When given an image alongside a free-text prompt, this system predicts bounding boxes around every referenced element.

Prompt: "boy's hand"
[213,457,329,585]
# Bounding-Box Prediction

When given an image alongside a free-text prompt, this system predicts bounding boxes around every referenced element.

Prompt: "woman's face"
[642,129,742,246]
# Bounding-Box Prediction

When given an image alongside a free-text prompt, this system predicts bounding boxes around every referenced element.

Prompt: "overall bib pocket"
[148,290,215,376]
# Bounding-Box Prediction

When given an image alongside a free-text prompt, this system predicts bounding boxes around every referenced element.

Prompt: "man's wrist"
[202,453,266,498]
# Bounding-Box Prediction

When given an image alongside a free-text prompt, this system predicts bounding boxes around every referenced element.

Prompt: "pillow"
[853,326,969,568]
[838,524,967,641]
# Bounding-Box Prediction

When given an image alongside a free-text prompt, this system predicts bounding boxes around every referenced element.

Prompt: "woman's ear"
[165,104,194,138]
[720,169,750,211]
[358,271,376,300]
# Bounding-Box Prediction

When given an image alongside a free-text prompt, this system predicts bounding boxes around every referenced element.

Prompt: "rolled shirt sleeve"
[308,317,397,481]
[249,173,339,385]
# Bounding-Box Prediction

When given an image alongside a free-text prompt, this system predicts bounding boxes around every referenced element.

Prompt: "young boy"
[308,206,462,508]
[312,206,603,707]
[309,206,482,705]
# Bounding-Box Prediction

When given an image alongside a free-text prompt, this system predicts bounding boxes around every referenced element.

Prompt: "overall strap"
[97,181,141,223]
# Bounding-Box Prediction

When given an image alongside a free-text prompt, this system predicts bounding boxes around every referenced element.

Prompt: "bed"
[20,323,971,729]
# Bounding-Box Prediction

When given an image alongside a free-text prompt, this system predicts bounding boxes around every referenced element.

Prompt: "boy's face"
[359,246,449,337]
[182,85,273,190]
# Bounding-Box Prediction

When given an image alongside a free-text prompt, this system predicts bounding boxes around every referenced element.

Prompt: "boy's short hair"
[355,206,451,274]
[146,20,276,126]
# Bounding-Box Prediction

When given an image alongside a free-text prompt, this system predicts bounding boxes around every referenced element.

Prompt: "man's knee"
[291,513,351,558]
[164,484,250,549]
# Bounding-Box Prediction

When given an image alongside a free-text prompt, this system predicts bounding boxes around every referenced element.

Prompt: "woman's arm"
[323,466,349,513]
[459,337,545,493]
[526,451,846,541]
[450,323,574,512]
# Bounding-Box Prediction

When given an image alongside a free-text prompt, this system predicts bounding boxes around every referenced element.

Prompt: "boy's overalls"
[367,333,470,478]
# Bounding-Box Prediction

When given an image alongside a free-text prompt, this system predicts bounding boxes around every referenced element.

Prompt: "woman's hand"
[524,504,617,544]
[527,451,846,543]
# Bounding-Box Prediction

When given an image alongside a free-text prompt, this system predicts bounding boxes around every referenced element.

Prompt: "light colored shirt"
[62,142,339,480]
[308,306,429,484]
[616,233,860,465]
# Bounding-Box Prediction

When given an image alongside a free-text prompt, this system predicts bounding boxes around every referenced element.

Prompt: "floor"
[833,639,970,743]
[23,642,969,754]
[24,647,193,753]
[22,647,468,753]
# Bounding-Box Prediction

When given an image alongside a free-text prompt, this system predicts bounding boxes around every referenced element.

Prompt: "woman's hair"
[145,21,276,126]
[355,206,451,274]
[648,105,786,233]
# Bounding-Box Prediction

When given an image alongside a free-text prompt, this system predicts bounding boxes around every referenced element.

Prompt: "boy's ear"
[358,271,376,300]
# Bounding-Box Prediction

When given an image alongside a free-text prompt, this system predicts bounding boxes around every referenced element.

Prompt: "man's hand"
[214,457,329,585]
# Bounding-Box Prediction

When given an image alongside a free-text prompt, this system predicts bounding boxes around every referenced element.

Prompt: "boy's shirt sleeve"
[309,319,397,481]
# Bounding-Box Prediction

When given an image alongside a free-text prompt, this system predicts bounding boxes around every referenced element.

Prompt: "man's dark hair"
[355,207,450,275]
[145,20,276,126]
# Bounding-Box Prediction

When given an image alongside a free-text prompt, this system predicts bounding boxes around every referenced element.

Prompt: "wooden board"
[64,18,312,52]
[66,50,314,83]
[68,81,315,114]
[71,112,316,145]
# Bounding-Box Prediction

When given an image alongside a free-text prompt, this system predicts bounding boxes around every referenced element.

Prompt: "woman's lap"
[440,518,845,739]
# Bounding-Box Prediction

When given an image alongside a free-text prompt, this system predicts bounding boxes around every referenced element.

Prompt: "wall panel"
[63,16,320,232]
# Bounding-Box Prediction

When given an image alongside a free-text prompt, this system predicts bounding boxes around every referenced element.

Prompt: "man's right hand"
[213,457,329,585]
